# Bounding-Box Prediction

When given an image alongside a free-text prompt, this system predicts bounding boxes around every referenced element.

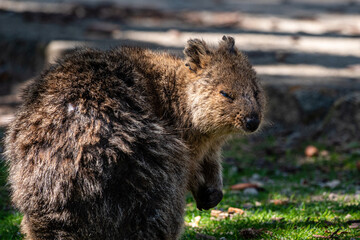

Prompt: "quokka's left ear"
[184,38,212,72]
[220,35,236,55]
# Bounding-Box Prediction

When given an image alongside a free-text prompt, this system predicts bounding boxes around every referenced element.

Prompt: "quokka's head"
[183,36,266,134]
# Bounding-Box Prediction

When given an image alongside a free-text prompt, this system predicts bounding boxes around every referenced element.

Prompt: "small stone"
[324,180,341,189]
[328,193,339,201]
[228,166,238,175]
[242,203,254,209]
[320,150,329,157]
[243,188,258,195]
[251,173,261,180]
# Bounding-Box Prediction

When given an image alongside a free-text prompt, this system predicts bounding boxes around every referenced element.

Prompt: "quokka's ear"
[184,39,212,72]
[220,35,236,55]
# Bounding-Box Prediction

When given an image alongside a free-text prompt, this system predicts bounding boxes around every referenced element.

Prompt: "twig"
[329,228,341,239]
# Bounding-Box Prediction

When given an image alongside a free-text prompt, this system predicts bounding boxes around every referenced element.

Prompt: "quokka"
[5,36,265,239]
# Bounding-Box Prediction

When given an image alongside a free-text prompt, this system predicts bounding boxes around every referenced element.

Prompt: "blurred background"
[0,0,359,148]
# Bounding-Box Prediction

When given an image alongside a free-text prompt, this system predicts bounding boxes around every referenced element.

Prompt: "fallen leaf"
[316,229,344,239]
[185,216,201,228]
[270,199,289,205]
[210,210,229,220]
[349,222,360,229]
[230,183,264,191]
[305,145,318,157]
[193,216,201,226]
[313,235,330,239]
[228,207,245,215]
[210,210,222,217]
[218,212,229,220]
[271,217,284,222]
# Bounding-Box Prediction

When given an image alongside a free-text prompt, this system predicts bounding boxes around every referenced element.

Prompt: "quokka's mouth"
[233,119,261,134]
[232,122,248,134]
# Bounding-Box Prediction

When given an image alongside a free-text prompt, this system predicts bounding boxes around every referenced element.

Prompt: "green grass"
[0,128,23,240]
[181,137,360,239]
[0,127,359,239]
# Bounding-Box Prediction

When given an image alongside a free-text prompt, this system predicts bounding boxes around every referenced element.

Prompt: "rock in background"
[320,92,360,145]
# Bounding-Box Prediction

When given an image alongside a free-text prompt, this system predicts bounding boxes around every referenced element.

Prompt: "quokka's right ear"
[184,39,212,72]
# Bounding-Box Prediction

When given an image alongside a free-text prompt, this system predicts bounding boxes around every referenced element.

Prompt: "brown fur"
[5,36,265,240]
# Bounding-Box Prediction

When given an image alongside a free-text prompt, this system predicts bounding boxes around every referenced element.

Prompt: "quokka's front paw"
[195,186,223,210]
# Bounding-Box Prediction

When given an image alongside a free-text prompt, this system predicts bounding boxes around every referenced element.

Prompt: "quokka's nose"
[245,114,260,132]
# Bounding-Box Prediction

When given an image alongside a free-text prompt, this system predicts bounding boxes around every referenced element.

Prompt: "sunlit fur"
[4,36,265,240]
[185,38,266,134]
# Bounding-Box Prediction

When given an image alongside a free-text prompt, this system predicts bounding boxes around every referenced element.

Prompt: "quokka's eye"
[220,90,234,101]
